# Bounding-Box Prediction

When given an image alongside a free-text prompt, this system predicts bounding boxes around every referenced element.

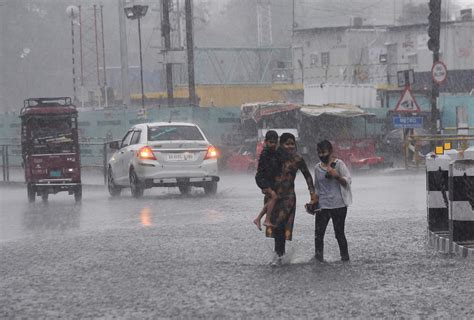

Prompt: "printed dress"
[265,152,315,240]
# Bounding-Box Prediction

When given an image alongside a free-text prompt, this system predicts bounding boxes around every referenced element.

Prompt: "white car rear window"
[148,125,205,141]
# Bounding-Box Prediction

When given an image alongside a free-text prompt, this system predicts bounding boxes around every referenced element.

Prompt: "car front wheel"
[179,185,191,195]
[108,168,122,197]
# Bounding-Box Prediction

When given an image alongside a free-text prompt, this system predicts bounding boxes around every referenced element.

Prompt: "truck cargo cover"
[300,103,374,118]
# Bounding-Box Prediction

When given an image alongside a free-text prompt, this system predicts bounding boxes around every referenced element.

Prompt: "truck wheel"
[204,181,218,195]
[179,185,191,195]
[27,184,36,203]
[108,168,122,197]
[74,185,82,203]
[41,193,48,202]
[130,169,144,198]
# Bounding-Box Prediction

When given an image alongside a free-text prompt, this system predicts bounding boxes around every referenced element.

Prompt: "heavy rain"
[1,0,474,318]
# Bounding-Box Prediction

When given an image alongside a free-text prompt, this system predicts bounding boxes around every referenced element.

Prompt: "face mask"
[319,155,330,164]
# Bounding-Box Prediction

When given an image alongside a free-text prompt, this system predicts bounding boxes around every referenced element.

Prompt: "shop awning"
[300,103,375,119]
[241,102,301,123]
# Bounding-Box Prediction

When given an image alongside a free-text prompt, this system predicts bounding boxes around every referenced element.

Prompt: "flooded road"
[1,171,473,318]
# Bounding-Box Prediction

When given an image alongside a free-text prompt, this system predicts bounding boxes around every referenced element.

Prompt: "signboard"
[432,61,447,85]
[397,69,415,87]
[392,116,423,128]
[394,87,421,113]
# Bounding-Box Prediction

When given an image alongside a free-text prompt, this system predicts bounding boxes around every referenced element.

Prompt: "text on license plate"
[167,153,194,161]
[50,170,61,177]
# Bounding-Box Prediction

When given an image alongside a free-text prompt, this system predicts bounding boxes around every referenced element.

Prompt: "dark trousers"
[274,227,286,257]
[315,207,349,260]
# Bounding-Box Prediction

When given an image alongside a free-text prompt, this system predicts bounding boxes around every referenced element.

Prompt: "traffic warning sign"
[394,87,421,113]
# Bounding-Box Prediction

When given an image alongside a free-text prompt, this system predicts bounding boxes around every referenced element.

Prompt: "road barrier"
[0,142,111,184]
[448,156,474,245]
[426,153,453,232]
[408,134,474,168]
[427,147,474,257]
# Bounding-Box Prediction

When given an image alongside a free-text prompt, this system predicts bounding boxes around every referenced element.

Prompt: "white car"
[107,122,219,198]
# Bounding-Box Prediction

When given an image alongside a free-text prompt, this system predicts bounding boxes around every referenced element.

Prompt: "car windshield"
[147,125,205,141]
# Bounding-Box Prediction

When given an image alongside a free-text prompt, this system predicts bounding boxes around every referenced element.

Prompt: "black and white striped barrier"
[449,157,474,244]
[426,149,474,257]
[426,151,458,232]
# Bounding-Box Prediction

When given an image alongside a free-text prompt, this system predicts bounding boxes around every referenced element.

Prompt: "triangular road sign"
[394,87,421,113]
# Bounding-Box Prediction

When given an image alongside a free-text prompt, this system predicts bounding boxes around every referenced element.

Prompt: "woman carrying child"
[266,132,318,262]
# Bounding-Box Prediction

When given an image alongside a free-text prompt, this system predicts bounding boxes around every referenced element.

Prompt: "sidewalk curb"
[428,229,474,258]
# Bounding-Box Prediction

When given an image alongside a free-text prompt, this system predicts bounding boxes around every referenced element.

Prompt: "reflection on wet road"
[1,171,473,318]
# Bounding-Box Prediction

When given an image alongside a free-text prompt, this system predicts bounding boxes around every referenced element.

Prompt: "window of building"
[321,52,330,66]
[310,53,319,66]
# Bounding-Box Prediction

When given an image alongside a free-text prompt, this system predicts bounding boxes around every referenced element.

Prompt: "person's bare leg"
[253,204,268,230]
[263,193,277,228]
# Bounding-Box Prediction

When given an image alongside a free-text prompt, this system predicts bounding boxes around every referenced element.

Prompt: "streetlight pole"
[124,5,148,111]
[66,5,79,103]
[137,15,145,111]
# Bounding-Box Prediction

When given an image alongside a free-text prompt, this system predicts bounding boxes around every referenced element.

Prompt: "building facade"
[293,16,474,93]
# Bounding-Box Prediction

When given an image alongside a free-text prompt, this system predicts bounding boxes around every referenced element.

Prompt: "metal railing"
[0,142,111,184]
[406,134,474,168]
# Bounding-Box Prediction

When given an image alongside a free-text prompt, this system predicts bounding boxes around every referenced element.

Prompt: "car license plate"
[167,153,194,161]
[50,170,61,177]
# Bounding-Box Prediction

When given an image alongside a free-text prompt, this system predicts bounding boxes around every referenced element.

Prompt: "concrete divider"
[426,148,474,258]
[425,150,458,232]
[449,158,474,243]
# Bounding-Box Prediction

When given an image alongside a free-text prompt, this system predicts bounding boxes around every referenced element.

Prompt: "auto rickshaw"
[20,97,82,202]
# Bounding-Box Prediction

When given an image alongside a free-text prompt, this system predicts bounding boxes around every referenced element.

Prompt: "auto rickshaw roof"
[20,97,77,117]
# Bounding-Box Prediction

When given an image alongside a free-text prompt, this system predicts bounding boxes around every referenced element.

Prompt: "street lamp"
[124,5,148,110]
[66,5,79,103]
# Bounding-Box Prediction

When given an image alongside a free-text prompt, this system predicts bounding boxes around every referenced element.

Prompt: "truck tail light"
[138,146,156,160]
[204,145,218,160]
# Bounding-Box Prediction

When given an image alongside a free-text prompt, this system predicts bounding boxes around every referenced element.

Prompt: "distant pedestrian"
[313,140,352,262]
[254,130,280,230]
[266,133,318,264]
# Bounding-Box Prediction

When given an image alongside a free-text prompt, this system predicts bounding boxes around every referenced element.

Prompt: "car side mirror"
[109,141,120,150]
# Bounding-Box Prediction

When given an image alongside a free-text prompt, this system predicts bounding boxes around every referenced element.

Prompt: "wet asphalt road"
[1,170,473,318]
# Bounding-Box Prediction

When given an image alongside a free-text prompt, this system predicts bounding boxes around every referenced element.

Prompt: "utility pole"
[118,0,130,106]
[162,0,174,106]
[428,0,441,135]
[93,5,101,108]
[100,5,108,107]
[67,7,78,103]
[185,0,197,106]
[257,0,272,47]
[292,0,295,37]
